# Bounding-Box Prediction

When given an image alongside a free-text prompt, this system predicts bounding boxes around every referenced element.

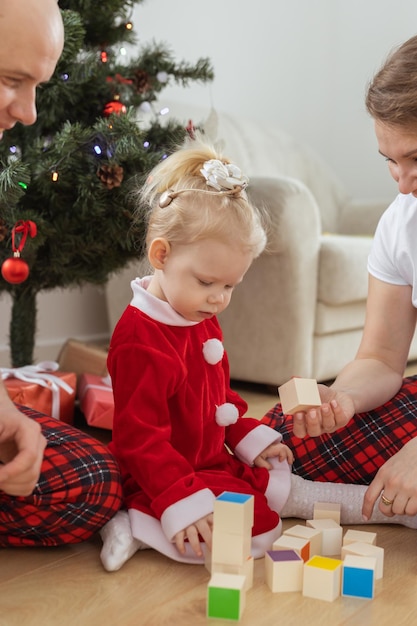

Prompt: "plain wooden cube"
[211,556,254,591]
[306,518,342,556]
[303,556,343,602]
[272,534,310,562]
[214,491,254,535]
[265,549,304,592]
[207,573,246,621]
[212,528,251,566]
[278,377,321,414]
[343,529,377,546]
[341,541,384,579]
[342,555,377,599]
[284,524,322,557]
[313,502,341,525]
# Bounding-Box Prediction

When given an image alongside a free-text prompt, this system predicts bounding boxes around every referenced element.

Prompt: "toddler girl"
[100,137,293,571]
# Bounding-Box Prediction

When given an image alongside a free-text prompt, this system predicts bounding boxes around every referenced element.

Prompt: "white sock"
[100,510,148,572]
[281,474,417,528]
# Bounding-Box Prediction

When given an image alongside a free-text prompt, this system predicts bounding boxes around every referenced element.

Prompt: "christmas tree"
[0,0,213,367]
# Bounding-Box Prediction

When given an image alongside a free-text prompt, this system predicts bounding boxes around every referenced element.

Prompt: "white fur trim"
[129,508,207,564]
[233,424,282,465]
[202,338,224,364]
[264,457,292,514]
[160,488,215,542]
[215,402,239,426]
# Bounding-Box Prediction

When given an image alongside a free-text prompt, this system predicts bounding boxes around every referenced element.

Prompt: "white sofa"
[104,101,417,386]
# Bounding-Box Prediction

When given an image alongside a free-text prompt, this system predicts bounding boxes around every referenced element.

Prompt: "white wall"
[3,0,416,366]
[134,0,417,200]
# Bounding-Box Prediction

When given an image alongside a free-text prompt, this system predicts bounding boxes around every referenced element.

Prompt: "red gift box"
[2,361,76,424]
[78,373,114,430]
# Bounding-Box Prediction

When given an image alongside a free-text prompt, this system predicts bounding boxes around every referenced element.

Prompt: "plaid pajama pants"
[0,406,122,547]
[261,375,417,485]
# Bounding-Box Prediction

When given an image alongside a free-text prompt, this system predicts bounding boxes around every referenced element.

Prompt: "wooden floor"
[2,373,417,626]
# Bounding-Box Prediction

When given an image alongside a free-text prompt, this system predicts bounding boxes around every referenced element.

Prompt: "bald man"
[0,0,122,548]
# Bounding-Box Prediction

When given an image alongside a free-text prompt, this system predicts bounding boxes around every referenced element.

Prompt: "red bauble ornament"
[103,100,127,116]
[1,256,29,284]
[1,220,37,284]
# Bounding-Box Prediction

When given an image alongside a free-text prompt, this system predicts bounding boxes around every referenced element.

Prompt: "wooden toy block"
[284,524,322,557]
[211,557,254,591]
[213,491,254,535]
[306,518,342,556]
[341,541,384,579]
[342,554,377,599]
[302,555,343,602]
[272,534,310,562]
[278,377,321,414]
[265,549,304,593]
[207,573,246,621]
[313,502,341,525]
[212,528,251,566]
[343,529,377,546]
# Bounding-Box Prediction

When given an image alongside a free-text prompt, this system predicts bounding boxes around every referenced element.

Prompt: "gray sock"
[281,474,417,528]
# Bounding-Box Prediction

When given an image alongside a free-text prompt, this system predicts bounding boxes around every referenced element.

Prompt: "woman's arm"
[293,276,417,437]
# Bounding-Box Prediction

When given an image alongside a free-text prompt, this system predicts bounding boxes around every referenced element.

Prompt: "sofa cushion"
[315,301,366,335]
[317,234,372,305]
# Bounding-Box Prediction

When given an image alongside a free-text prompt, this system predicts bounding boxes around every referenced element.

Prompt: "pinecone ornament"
[97,164,124,189]
[132,69,152,94]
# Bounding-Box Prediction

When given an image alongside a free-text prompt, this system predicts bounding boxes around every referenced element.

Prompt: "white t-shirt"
[368,193,417,307]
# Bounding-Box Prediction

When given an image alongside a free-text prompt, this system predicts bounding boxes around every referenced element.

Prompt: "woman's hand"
[254,441,294,470]
[291,385,356,438]
[0,403,46,496]
[174,513,213,557]
[362,438,417,520]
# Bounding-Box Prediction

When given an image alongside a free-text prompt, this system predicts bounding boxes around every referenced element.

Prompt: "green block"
[207,573,246,620]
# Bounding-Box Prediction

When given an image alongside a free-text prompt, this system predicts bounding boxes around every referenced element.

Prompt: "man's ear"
[148,238,171,270]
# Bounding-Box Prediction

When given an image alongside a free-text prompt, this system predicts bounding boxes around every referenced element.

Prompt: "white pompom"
[202,338,224,365]
[215,403,239,426]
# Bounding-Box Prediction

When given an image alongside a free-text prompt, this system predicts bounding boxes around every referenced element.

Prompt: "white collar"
[129,276,199,327]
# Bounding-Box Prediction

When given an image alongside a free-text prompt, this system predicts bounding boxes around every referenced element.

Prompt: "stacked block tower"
[207,491,254,621]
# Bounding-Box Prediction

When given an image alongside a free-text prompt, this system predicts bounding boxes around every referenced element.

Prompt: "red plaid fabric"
[0,406,122,547]
[261,376,417,484]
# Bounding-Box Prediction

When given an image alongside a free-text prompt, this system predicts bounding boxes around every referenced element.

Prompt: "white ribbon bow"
[79,374,113,402]
[1,361,74,420]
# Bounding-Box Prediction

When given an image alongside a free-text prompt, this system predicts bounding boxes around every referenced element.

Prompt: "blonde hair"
[137,136,267,259]
[366,35,417,129]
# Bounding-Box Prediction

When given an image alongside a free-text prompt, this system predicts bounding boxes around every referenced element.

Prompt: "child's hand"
[254,441,294,470]
[174,513,213,557]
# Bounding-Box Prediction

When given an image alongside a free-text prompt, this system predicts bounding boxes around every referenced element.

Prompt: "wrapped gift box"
[78,373,114,430]
[2,362,76,424]
[58,338,108,381]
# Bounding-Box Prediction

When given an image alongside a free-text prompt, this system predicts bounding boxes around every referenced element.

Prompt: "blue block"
[342,564,375,599]
[216,492,252,505]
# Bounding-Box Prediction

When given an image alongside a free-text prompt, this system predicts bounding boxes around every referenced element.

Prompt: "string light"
[126,21,133,30]
[18,181,28,190]
[101,51,108,63]
[52,171,59,182]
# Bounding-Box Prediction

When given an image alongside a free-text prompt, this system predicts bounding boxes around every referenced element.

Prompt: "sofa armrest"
[338,198,390,236]
[218,175,322,385]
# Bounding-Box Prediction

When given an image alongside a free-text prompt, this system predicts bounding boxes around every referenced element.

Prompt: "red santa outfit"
[108,277,291,563]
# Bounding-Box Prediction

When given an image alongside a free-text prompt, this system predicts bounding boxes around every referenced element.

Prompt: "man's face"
[0,0,64,138]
